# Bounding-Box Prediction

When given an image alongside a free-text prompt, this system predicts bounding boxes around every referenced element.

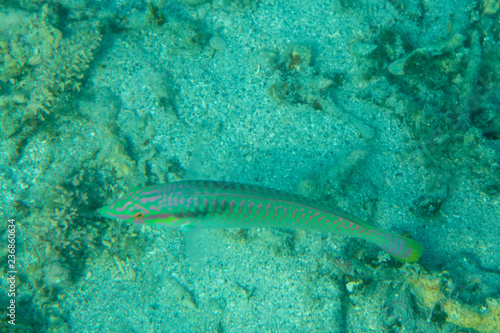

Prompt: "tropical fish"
[99,180,423,263]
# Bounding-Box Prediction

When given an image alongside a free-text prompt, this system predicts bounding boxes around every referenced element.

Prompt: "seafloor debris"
[407,268,500,333]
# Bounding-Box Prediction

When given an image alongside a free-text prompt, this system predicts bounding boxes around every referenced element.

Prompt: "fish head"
[98,196,149,224]
[98,195,180,227]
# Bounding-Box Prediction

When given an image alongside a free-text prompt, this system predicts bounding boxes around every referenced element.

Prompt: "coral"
[6,168,111,332]
[0,3,102,126]
[0,52,26,81]
[21,4,102,119]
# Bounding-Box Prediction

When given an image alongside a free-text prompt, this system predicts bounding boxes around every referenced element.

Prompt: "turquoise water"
[0,0,499,332]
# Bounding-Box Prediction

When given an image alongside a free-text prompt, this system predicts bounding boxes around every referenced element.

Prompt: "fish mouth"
[97,207,110,218]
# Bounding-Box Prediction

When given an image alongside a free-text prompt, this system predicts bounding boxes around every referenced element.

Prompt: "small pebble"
[209,36,227,51]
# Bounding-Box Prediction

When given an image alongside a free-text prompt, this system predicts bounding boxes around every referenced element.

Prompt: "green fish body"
[99,180,423,263]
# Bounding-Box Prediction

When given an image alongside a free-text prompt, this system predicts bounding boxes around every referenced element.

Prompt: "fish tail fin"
[391,236,423,263]
[369,229,423,263]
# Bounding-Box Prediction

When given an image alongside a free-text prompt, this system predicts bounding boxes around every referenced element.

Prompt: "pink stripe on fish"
[256,203,263,215]
[212,198,218,215]
[141,189,162,196]
[115,200,133,212]
[309,212,320,222]
[265,203,272,216]
[247,201,255,214]
[133,203,150,214]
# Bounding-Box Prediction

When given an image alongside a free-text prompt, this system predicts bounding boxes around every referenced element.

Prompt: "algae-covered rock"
[443,297,500,333]
[407,266,500,333]
[443,299,483,328]
[407,270,445,311]
[483,0,500,14]
[387,34,465,77]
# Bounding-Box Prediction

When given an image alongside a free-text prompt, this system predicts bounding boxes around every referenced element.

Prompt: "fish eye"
[132,212,145,219]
